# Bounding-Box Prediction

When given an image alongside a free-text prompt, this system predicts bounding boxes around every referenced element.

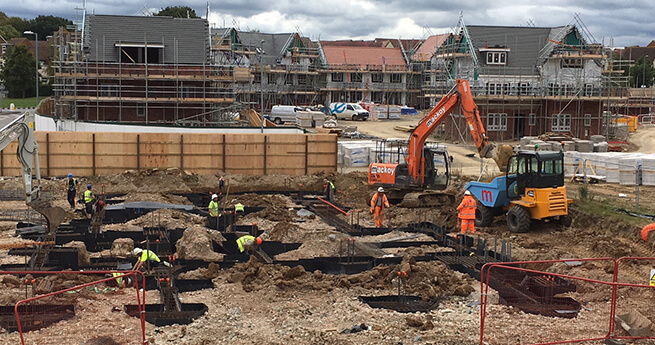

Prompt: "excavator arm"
[407,79,496,184]
[0,112,65,234]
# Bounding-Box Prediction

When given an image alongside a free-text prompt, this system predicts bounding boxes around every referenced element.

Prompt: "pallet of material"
[572,174,606,182]
[394,125,416,132]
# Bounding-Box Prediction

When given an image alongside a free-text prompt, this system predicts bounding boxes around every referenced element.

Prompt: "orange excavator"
[368,79,510,207]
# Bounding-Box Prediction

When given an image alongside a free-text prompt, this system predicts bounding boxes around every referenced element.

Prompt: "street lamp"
[257,40,265,133]
[23,31,38,107]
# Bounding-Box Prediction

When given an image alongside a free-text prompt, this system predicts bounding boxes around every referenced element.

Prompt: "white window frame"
[331,72,343,82]
[551,114,571,132]
[487,113,507,131]
[371,73,383,83]
[528,113,536,126]
[519,82,530,96]
[486,52,507,65]
[584,114,591,127]
[390,73,402,83]
[136,104,145,117]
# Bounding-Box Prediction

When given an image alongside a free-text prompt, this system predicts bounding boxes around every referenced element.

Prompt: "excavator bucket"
[30,201,66,234]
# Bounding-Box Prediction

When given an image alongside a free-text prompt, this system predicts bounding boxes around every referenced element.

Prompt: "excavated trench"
[0,190,582,327]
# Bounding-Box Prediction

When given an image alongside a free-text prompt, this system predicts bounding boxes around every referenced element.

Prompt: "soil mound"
[175,225,225,261]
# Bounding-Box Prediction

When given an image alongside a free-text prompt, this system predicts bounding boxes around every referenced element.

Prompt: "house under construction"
[48,14,638,139]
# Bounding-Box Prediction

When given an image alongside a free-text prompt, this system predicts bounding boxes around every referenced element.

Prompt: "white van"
[329,103,369,121]
[269,105,304,124]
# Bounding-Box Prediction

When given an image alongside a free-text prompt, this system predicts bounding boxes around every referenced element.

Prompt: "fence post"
[92,133,96,176]
[222,134,226,173]
[136,134,140,172]
[180,134,184,171]
[45,133,50,177]
[636,164,643,209]
[304,135,309,175]
[263,135,267,175]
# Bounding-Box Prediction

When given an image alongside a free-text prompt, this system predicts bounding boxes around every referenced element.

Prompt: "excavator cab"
[422,146,450,190]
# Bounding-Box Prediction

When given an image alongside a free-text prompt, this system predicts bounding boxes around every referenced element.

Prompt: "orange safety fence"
[0,270,148,345]
[480,258,655,345]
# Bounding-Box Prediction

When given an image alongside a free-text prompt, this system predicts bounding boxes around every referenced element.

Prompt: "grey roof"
[84,15,209,64]
[237,31,295,65]
[466,25,571,74]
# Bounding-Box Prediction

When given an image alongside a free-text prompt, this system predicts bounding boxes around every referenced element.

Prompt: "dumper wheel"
[507,205,531,233]
[475,204,494,227]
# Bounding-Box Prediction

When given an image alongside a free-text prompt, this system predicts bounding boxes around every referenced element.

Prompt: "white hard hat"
[378,187,384,193]
[464,190,471,196]
[212,194,218,199]
[133,248,143,255]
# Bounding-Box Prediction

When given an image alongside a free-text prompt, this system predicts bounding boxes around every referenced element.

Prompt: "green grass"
[571,198,652,227]
[0,97,39,108]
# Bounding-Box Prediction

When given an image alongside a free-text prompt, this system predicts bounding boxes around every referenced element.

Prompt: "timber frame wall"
[0,133,337,177]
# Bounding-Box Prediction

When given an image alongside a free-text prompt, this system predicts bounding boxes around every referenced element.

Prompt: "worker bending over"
[236,235,262,253]
[83,184,96,219]
[370,187,390,227]
[132,247,171,271]
[323,179,336,203]
[457,190,477,234]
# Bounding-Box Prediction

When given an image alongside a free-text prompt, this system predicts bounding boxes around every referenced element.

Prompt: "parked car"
[329,102,369,121]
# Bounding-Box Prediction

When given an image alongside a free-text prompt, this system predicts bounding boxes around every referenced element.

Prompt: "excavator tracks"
[400,191,456,208]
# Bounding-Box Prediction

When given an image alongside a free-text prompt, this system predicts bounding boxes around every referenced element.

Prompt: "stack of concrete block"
[339,141,374,167]
[642,157,655,186]
[619,156,643,185]
[573,138,594,152]
[593,142,609,152]
[561,141,576,151]
[590,135,606,143]
[564,152,580,176]
[520,136,538,146]
[295,111,314,128]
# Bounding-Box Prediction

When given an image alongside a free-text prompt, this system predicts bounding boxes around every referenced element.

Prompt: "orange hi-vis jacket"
[457,195,476,220]
[370,192,389,209]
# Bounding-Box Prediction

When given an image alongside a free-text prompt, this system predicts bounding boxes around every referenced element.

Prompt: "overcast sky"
[3,0,653,48]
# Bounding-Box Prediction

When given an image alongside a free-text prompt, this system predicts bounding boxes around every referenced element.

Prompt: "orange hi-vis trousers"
[461,219,475,234]
[373,206,384,227]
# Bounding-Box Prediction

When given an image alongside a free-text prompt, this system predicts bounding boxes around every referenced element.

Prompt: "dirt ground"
[2,124,655,344]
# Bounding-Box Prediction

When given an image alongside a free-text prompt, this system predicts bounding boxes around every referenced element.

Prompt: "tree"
[155,6,200,18]
[25,15,73,40]
[629,56,655,88]
[0,24,19,39]
[0,45,36,98]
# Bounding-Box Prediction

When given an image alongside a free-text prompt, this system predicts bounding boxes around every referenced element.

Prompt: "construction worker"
[132,247,171,271]
[111,272,133,288]
[208,194,220,229]
[236,235,263,253]
[370,187,390,227]
[457,190,477,234]
[84,184,96,219]
[234,202,245,214]
[323,179,336,203]
[66,173,78,209]
[218,176,226,194]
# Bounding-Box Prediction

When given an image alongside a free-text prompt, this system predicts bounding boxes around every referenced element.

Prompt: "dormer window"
[480,47,510,66]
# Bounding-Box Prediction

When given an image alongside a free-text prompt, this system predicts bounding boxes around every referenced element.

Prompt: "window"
[117,44,163,64]
[519,82,530,96]
[584,84,594,96]
[298,74,307,85]
[254,73,261,83]
[371,73,383,83]
[285,74,293,85]
[331,72,343,82]
[423,73,431,84]
[390,73,402,83]
[267,73,276,84]
[136,104,145,117]
[486,83,509,95]
[1,44,6,55]
[561,58,583,69]
[551,114,571,132]
[487,113,507,131]
[486,52,507,65]
[350,73,362,83]
[529,113,536,126]
[584,114,591,127]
